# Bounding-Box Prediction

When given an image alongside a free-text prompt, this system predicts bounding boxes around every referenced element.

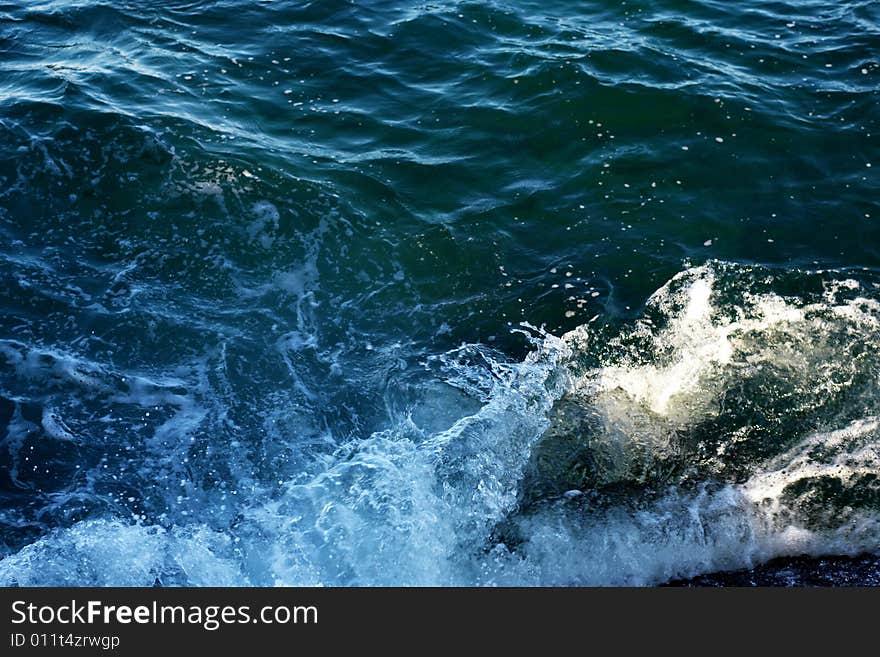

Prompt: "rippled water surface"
[1,0,879,585]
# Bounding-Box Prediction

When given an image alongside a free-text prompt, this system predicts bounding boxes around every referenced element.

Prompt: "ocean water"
[0,0,878,586]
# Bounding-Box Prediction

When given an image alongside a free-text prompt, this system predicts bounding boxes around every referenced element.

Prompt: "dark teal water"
[1,0,879,585]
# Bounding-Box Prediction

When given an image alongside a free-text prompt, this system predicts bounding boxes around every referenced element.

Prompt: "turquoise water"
[0,0,878,585]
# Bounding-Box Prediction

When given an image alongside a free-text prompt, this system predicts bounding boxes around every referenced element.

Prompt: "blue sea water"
[0,0,878,585]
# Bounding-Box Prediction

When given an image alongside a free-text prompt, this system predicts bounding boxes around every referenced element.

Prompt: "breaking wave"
[3,262,879,585]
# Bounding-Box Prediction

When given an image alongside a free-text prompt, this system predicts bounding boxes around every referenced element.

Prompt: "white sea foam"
[2,263,879,586]
[0,521,245,586]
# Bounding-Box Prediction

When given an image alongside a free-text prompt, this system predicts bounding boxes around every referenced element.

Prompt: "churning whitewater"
[2,0,878,587]
[2,262,878,586]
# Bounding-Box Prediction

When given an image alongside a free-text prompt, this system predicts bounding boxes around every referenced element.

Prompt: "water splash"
[3,262,879,585]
